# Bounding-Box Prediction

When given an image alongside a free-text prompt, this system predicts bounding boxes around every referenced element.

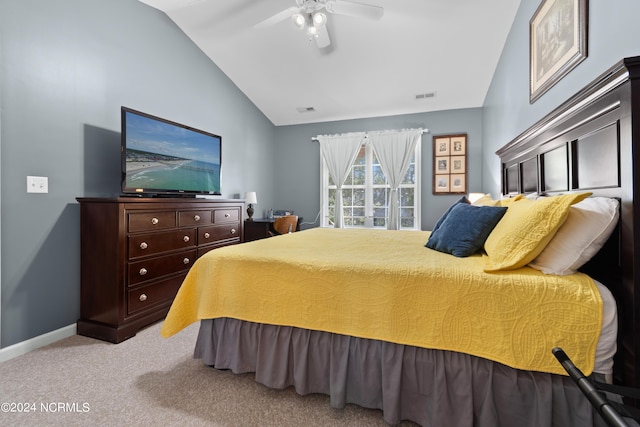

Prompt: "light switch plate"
[27,176,48,193]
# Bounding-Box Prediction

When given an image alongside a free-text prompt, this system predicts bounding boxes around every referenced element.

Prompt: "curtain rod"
[311,128,428,142]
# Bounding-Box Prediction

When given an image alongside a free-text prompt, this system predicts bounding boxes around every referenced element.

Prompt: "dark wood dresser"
[76,197,244,343]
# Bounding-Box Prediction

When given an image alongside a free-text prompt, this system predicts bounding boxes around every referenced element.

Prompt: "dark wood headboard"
[496,56,640,388]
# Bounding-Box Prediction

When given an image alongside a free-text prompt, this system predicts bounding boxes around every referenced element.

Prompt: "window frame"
[320,142,421,230]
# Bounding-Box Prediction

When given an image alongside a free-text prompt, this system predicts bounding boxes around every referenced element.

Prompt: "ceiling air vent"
[415,92,436,100]
[296,107,316,113]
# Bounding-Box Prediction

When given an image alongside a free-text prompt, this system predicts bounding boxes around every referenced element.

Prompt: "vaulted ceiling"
[138,0,521,126]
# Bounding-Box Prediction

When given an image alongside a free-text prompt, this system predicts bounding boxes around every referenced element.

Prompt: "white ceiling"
[138,0,521,126]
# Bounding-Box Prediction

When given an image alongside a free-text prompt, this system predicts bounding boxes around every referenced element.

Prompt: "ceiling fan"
[254,0,384,49]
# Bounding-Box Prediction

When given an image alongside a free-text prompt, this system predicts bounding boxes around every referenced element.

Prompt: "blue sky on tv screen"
[126,111,220,165]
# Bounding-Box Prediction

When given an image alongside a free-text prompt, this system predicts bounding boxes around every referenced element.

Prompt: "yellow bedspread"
[161,228,603,375]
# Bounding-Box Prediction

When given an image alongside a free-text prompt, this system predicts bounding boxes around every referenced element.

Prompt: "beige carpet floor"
[0,321,416,426]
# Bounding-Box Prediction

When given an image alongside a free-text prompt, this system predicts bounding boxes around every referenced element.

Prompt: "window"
[321,143,421,229]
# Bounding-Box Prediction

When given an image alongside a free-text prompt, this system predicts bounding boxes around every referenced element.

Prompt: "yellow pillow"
[473,194,522,207]
[472,194,498,206]
[497,195,523,207]
[483,192,592,271]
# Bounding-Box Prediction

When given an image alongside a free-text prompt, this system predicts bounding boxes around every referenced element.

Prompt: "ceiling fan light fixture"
[312,12,327,28]
[292,13,306,30]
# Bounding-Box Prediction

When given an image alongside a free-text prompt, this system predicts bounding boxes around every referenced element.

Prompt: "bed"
[161,56,640,426]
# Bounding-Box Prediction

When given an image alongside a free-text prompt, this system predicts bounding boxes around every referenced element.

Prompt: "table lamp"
[245,192,257,221]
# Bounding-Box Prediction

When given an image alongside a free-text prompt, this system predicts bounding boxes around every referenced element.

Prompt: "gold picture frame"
[433,134,467,194]
[530,0,588,103]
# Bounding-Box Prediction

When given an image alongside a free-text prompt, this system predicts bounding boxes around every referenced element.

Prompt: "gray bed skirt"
[194,318,605,426]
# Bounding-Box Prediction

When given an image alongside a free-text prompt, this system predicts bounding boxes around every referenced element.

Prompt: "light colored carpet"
[0,321,415,426]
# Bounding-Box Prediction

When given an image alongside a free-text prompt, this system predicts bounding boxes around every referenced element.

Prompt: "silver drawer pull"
[183,258,190,265]
[224,213,230,218]
[194,214,201,221]
[183,235,190,242]
[151,217,159,225]
[139,242,148,250]
[204,232,210,239]
[139,268,148,276]
[139,294,147,302]
[230,228,236,234]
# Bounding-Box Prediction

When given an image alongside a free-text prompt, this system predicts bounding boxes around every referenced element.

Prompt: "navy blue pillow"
[431,196,470,234]
[426,203,507,257]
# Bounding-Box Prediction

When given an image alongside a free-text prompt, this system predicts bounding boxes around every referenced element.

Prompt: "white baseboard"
[0,324,77,363]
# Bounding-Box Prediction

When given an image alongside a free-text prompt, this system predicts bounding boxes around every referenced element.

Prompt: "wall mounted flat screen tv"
[121,107,222,197]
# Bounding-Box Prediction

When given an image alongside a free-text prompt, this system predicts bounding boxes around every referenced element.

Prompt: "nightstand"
[244,217,303,242]
[244,218,274,242]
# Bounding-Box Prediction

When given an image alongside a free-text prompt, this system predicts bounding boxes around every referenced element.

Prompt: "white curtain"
[368,129,422,230]
[318,132,365,228]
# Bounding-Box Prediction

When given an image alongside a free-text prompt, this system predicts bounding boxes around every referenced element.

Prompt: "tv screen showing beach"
[123,110,221,195]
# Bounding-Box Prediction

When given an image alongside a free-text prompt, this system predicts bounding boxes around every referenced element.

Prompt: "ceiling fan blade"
[254,6,301,29]
[325,0,384,20]
[315,25,331,48]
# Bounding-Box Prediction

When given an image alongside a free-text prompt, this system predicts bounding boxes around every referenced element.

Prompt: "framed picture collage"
[433,134,467,194]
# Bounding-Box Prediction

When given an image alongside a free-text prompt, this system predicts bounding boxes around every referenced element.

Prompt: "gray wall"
[7,0,638,349]
[483,0,640,196]
[273,108,483,231]
[0,0,276,347]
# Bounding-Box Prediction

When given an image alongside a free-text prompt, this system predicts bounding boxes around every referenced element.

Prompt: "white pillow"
[528,197,619,275]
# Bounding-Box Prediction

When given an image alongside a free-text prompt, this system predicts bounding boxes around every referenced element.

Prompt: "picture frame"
[451,136,466,155]
[435,137,450,156]
[433,134,467,194]
[435,156,450,174]
[451,156,465,173]
[451,174,466,192]
[529,0,588,103]
[434,176,450,193]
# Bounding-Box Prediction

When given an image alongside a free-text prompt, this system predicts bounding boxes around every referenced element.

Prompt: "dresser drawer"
[179,210,213,227]
[127,274,185,315]
[128,228,196,259]
[199,224,240,245]
[128,211,176,232]
[128,249,196,286]
[214,208,239,223]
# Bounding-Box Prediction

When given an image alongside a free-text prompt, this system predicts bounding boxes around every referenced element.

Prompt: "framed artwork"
[451,156,465,173]
[435,157,450,174]
[530,0,588,103]
[435,137,450,156]
[451,174,466,192]
[433,134,467,194]
[451,136,466,155]
[434,176,450,193]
